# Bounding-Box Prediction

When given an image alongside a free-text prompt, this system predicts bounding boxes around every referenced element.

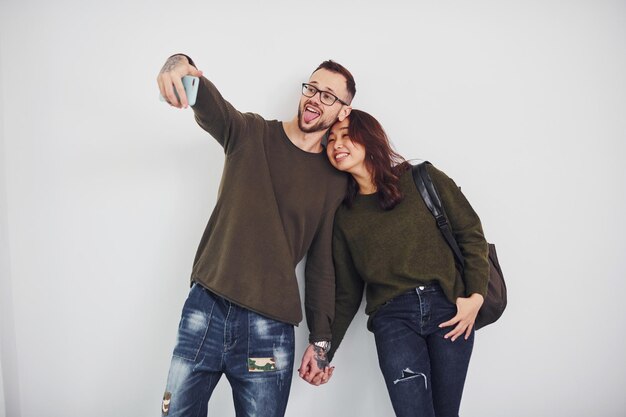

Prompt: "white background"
[1,1,625,416]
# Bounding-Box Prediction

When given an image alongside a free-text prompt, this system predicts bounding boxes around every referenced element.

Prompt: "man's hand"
[439,293,484,341]
[157,54,203,109]
[298,344,334,386]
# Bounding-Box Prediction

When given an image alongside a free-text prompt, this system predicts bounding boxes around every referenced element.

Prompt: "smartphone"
[159,75,199,106]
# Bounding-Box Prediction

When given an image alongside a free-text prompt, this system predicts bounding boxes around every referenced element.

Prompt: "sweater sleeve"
[191,76,252,155]
[304,204,340,344]
[172,55,250,155]
[327,221,365,362]
[428,165,490,297]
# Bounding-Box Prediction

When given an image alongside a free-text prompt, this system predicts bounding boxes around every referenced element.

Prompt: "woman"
[326,110,489,417]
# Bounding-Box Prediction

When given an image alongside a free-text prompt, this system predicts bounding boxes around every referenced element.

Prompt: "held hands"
[298,344,334,386]
[439,293,484,341]
[157,54,203,109]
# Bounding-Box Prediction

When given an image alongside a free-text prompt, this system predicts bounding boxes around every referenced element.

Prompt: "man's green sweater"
[189,75,346,342]
[328,165,489,360]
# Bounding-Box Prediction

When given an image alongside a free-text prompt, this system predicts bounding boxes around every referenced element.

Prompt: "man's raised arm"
[157,54,203,109]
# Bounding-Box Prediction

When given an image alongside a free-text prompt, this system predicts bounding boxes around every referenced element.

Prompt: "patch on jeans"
[248,357,277,372]
[162,391,172,415]
[393,368,428,389]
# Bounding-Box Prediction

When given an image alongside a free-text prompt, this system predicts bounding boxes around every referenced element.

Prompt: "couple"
[157,54,489,417]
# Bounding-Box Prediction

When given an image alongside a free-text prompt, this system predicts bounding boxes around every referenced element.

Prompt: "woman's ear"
[337,106,352,122]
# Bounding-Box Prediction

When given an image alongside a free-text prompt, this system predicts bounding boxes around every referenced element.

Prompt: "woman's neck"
[352,168,377,195]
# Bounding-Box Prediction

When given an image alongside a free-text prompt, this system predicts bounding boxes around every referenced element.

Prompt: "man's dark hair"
[313,60,356,103]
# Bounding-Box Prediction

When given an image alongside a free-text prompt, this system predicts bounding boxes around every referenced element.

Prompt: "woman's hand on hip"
[439,293,484,341]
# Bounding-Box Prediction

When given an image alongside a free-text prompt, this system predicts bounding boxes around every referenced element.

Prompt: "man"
[156,54,355,416]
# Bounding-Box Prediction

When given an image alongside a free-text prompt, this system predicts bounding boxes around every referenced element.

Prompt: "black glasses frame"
[301,83,348,106]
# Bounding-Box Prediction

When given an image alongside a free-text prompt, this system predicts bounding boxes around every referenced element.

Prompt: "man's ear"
[337,106,352,122]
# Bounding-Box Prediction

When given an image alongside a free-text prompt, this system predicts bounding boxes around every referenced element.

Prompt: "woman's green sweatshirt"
[328,165,489,361]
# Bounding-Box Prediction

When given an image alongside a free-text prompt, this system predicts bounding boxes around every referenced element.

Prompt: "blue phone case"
[159,76,199,106]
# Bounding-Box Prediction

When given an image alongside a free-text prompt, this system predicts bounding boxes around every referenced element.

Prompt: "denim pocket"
[172,284,214,361]
[429,289,458,326]
[247,311,294,373]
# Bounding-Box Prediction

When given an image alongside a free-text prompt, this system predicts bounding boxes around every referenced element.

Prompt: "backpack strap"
[411,162,465,270]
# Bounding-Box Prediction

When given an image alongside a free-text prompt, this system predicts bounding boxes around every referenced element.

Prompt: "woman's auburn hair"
[343,109,411,210]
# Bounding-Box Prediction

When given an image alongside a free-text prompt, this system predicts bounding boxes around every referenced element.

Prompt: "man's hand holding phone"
[157,54,203,109]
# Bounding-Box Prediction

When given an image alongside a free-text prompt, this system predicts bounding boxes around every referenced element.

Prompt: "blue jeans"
[161,283,295,417]
[372,284,474,417]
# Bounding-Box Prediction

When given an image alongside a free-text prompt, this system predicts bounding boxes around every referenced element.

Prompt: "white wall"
[0,30,20,417]
[0,34,5,417]
[0,73,8,416]
[1,1,625,416]
[0,359,5,417]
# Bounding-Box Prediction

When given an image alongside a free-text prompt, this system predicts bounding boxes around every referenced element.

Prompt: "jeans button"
[418,286,425,291]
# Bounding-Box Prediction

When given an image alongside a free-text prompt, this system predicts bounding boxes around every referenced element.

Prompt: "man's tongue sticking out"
[303,106,320,124]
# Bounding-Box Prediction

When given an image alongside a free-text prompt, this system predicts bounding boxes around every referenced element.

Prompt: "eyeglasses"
[301,83,348,106]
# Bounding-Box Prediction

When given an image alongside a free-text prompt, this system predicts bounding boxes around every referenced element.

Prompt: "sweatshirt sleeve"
[304,202,340,344]
[428,165,489,298]
[175,55,250,155]
[327,221,365,362]
[192,76,251,155]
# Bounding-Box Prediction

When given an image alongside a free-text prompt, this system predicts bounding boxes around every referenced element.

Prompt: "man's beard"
[297,107,335,133]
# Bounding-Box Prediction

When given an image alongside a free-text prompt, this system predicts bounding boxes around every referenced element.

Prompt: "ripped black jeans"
[371,284,474,417]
